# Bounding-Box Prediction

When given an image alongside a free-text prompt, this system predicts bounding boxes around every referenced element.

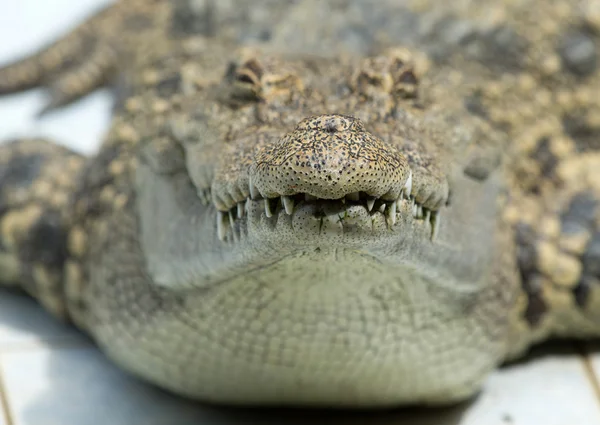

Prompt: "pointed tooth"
[431,211,441,241]
[282,196,294,215]
[398,189,403,201]
[245,198,251,212]
[388,201,397,226]
[424,209,431,222]
[326,213,339,225]
[264,199,273,218]
[378,203,386,213]
[249,179,261,199]
[228,210,235,224]
[366,198,376,212]
[346,192,360,202]
[305,194,317,202]
[217,211,227,241]
[231,222,239,243]
[237,202,245,218]
[412,202,418,217]
[417,205,423,219]
[403,170,413,197]
[326,213,343,231]
[341,197,346,204]
[200,189,212,205]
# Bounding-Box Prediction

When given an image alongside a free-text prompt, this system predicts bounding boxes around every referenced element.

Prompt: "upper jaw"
[208,114,450,242]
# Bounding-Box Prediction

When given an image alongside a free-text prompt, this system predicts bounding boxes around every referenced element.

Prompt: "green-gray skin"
[0,0,600,407]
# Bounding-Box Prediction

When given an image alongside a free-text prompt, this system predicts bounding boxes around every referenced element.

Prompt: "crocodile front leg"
[0,138,85,321]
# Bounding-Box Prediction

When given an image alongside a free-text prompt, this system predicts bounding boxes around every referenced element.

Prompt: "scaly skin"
[0,0,599,407]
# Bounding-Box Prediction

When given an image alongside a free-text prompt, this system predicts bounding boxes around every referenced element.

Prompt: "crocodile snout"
[250,114,411,201]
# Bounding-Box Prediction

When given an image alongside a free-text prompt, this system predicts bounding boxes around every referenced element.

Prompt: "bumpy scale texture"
[251,115,410,200]
[0,0,599,407]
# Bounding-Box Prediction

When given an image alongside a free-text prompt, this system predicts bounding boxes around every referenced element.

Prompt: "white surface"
[0,293,82,349]
[1,1,600,424]
[1,345,222,425]
[462,349,600,425]
[0,403,5,425]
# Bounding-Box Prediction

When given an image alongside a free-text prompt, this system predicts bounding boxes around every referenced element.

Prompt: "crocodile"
[0,0,599,407]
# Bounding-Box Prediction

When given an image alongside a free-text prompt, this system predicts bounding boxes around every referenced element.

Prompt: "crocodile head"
[130,48,509,406]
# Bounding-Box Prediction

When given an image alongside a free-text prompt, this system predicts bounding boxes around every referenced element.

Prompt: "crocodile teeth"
[416,205,423,219]
[431,211,441,241]
[326,213,342,227]
[249,179,261,199]
[264,199,273,218]
[198,189,211,205]
[219,186,437,238]
[366,198,376,212]
[403,171,413,198]
[387,200,397,226]
[217,211,228,241]
[346,192,360,202]
[282,196,294,215]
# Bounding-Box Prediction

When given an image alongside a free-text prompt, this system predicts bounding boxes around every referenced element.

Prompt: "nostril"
[324,119,340,133]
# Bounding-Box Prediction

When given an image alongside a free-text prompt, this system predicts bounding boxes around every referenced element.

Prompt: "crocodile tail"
[0,3,118,114]
[0,138,85,323]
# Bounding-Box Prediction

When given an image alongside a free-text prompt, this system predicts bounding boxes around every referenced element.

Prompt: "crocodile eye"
[235,74,256,85]
[233,58,264,87]
[352,49,422,100]
[225,54,303,106]
[224,58,265,103]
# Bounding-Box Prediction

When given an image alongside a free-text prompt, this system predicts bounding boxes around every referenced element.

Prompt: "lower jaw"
[151,345,490,407]
[101,248,501,407]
